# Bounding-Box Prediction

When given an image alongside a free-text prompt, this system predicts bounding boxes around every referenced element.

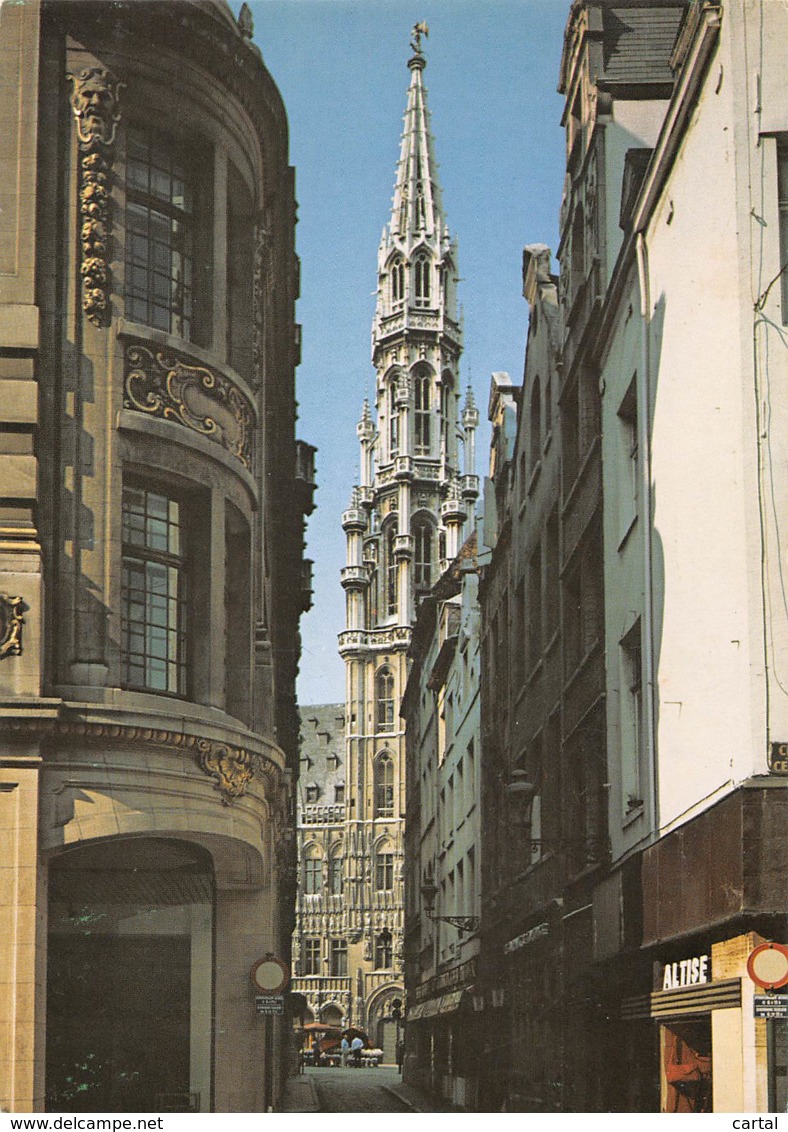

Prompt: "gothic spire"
[388,23,447,248]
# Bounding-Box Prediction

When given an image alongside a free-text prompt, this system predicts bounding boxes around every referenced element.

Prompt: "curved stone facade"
[0,0,311,1113]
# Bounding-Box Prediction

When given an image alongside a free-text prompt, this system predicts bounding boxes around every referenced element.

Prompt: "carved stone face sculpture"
[69,67,123,148]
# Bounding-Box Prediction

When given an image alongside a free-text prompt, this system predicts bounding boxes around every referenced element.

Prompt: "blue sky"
[246,1,570,704]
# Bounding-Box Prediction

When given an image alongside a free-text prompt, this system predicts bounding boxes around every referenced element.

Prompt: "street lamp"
[420,875,479,937]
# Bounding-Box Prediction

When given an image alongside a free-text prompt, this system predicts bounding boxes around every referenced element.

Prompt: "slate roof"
[602,6,686,86]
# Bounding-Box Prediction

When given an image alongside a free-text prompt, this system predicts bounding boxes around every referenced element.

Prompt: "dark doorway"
[46,934,191,1111]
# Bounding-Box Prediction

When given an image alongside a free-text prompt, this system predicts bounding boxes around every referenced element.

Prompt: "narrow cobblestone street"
[308,1067,410,1112]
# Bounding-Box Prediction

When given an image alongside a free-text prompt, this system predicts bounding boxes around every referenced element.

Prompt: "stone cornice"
[3,715,286,807]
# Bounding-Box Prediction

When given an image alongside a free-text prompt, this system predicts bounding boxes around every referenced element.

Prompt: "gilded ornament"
[0,594,28,659]
[196,740,255,804]
[124,342,254,469]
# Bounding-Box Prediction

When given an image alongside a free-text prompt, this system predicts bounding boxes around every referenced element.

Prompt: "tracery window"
[414,521,433,590]
[388,381,399,459]
[391,257,405,307]
[414,372,431,454]
[374,929,393,969]
[385,530,398,617]
[303,845,323,894]
[375,840,395,891]
[376,669,395,734]
[375,752,395,816]
[414,254,431,307]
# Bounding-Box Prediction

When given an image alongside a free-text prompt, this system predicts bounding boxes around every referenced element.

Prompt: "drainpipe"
[635,232,659,838]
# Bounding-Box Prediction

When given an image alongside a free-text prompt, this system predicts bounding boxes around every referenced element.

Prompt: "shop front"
[405,958,478,1108]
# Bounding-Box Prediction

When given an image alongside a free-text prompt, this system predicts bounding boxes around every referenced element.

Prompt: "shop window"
[374,753,395,817]
[662,1020,712,1113]
[125,125,204,342]
[121,483,188,695]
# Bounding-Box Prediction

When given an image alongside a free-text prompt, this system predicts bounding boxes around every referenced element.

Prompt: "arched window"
[303,845,323,894]
[414,372,431,454]
[375,838,395,891]
[390,257,405,307]
[414,521,433,590]
[388,381,399,459]
[414,254,431,307]
[374,928,393,969]
[385,529,397,617]
[376,670,395,734]
[375,752,395,815]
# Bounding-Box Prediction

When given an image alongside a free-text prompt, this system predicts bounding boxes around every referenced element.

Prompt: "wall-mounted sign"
[504,921,549,955]
[768,742,788,774]
[661,954,710,991]
[255,995,285,1016]
[747,942,788,990]
[754,994,788,1020]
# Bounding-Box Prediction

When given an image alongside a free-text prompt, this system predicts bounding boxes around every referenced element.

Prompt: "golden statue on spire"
[410,21,429,55]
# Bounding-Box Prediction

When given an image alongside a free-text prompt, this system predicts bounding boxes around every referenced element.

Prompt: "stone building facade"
[291,29,478,1059]
[474,0,788,1114]
[401,531,482,1108]
[0,0,312,1113]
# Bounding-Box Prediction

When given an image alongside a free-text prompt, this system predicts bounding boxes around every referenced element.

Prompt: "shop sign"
[753,994,788,1020]
[661,954,710,991]
[768,741,788,773]
[255,994,284,1015]
[504,921,549,954]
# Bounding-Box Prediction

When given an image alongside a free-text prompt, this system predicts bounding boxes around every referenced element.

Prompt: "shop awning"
[434,989,466,1016]
[410,987,471,1022]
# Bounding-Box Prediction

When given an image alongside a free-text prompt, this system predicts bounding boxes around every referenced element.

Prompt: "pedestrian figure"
[340,1036,350,1067]
[396,1038,404,1074]
[350,1035,364,1067]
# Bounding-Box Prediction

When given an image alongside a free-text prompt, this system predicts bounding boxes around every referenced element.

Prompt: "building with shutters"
[0,0,312,1112]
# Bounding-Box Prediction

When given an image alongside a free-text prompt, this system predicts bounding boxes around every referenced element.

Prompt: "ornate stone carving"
[4,717,282,808]
[124,342,254,469]
[196,740,255,804]
[68,67,123,327]
[0,594,27,659]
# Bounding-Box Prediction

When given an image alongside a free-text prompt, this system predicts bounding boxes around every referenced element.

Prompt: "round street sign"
[746,943,788,990]
[251,955,290,994]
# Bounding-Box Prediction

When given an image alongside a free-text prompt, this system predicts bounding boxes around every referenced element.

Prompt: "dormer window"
[414,254,431,307]
[305,784,319,804]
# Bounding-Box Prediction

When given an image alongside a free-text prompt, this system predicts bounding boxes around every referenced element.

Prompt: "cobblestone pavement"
[308,1066,412,1112]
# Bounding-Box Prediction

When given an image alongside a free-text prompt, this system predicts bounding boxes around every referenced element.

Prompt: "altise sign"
[661,954,710,991]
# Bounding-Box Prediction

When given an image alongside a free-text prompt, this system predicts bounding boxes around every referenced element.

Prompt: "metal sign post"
[251,955,290,1112]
